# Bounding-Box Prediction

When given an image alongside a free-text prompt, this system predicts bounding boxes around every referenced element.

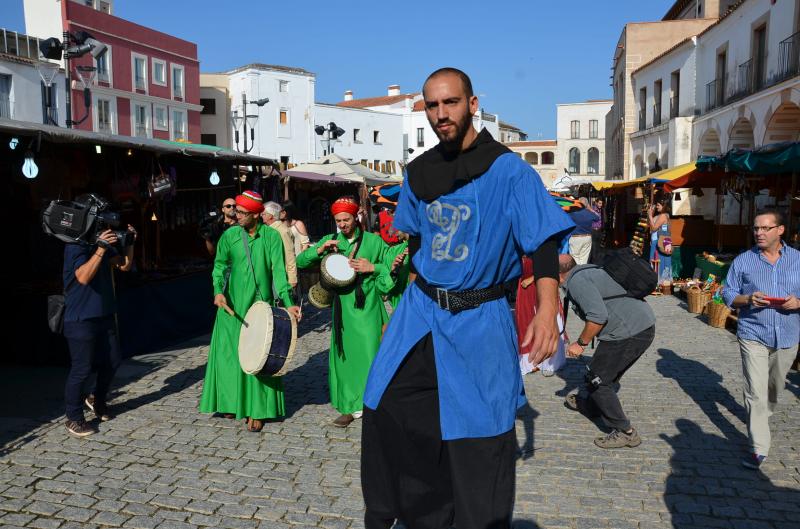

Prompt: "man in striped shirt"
[722,209,800,470]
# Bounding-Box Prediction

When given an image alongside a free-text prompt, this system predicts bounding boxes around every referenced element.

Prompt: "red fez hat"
[236,190,264,213]
[331,197,359,217]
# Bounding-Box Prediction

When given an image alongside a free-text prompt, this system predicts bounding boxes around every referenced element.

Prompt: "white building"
[199,73,232,148]
[313,103,404,175]
[0,28,66,126]
[337,85,502,164]
[556,100,613,180]
[506,140,559,187]
[203,63,317,166]
[499,120,527,143]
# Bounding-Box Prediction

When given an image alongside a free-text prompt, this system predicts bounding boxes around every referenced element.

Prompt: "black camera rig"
[42,193,134,250]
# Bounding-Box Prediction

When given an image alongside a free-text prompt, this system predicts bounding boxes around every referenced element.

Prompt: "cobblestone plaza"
[2,296,799,529]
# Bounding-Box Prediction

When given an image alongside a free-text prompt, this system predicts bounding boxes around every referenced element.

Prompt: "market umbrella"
[370,183,401,206]
[549,191,584,213]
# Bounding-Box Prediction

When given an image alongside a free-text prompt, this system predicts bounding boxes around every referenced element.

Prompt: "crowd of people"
[58,67,798,529]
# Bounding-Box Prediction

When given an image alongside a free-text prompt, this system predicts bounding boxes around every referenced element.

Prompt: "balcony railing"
[777,31,800,83]
[0,96,10,119]
[653,102,662,126]
[134,124,148,137]
[731,59,754,101]
[0,29,40,60]
[669,96,679,118]
[705,78,724,112]
[98,121,112,133]
[134,77,146,91]
[638,109,646,131]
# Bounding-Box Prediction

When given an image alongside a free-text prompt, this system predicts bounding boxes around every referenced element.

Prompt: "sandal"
[246,418,264,432]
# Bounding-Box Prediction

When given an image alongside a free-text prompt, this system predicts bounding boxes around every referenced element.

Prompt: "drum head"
[238,301,297,376]
[322,253,355,287]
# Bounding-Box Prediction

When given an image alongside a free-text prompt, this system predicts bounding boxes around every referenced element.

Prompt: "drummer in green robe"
[199,190,301,433]
[297,196,394,427]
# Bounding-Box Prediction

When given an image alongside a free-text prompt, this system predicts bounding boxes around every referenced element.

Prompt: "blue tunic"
[363,153,575,440]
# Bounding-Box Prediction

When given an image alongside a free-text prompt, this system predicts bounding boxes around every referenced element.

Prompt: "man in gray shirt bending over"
[559,254,656,448]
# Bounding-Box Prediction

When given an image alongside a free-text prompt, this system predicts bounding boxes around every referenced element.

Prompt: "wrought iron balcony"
[0,96,10,119]
[653,102,662,126]
[638,109,646,131]
[705,79,724,112]
[777,31,800,83]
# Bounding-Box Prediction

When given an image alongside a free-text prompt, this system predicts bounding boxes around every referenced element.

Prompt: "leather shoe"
[332,414,354,428]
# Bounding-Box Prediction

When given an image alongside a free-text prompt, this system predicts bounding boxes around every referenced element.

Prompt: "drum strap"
[333,230,366,355]
[241,229,265,302]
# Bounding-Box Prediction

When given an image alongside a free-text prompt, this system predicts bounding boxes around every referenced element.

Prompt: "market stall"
[1,118,277,363]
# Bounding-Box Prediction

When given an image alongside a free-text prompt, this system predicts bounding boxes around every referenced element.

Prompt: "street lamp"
[231,93,268,153]
[315,122,345,155]
[39,30,108,128]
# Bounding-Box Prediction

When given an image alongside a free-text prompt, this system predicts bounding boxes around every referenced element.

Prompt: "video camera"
[198,208,228,244]
[42,193,135,251]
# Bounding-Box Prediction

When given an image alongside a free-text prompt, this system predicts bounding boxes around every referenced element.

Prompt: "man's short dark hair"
[559,255,577,274]
[423,67,474,99]
[755,208,784,226]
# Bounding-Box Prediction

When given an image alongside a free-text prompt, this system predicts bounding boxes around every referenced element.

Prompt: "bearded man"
[360,68,574,529]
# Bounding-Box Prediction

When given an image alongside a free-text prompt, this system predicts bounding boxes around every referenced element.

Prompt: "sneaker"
[541,368,555,377]
[85,395,112,422]
[65,419,96,438]
[564,394,601,418]
[351,410,363,419]
[594,428,641,449]
[741,453,766,470]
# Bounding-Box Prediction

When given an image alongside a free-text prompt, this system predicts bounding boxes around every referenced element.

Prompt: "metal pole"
[242,93,248,154]
[63,30,72,128]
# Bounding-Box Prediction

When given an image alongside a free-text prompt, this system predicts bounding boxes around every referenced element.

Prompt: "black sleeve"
[408,236,421,275]
[531,238,558,280]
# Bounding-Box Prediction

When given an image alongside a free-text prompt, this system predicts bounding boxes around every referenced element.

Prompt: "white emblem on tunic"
[426,201,471,262]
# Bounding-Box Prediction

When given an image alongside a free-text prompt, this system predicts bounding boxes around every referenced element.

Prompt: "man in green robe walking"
[199,190,301,432]
[297,197,394,427]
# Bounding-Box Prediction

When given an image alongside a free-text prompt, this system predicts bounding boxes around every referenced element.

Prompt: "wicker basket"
[707,301,731,328]
[687,287,711,313]
[660,283,673,295]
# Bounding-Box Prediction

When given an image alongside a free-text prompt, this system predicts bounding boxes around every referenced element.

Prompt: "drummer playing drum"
[297,196,399,427]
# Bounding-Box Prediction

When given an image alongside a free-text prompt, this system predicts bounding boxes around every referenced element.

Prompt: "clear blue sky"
[4,0,669,138]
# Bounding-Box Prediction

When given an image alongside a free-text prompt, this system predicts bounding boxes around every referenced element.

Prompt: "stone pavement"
[1,296,799,529]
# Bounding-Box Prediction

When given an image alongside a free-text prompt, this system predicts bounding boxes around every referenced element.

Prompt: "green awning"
[696,142,800,175]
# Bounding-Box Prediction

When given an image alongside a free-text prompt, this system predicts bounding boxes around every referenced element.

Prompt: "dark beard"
[431,106,473,152]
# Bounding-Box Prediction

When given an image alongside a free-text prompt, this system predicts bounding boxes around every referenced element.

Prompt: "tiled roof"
[499,120,524,131]
[412,99,425,112]
[506,140,557,148]
[337,93,419,108]
[215,63,315,77]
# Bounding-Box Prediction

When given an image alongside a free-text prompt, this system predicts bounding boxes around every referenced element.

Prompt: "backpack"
[564,248,656,327]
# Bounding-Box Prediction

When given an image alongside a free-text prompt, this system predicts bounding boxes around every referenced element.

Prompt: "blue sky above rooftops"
[4,0,668,138]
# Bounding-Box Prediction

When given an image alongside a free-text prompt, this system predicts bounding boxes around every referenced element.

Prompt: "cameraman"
[63,225,137,437]
[204,198,237,256]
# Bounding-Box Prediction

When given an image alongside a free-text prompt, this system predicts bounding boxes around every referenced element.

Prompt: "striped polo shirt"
[721,243,800,349]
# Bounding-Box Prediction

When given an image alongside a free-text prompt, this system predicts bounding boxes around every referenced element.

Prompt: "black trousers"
[361,333,516,529]
[63,317,121,422]
[582,325,655,431]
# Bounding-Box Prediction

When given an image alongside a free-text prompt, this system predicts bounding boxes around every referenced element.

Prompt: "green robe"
[199,223,294,420]
[296,229,392,414]
[383,241,410,310]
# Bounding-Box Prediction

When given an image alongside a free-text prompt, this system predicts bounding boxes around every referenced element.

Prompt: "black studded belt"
[415,275,507,314]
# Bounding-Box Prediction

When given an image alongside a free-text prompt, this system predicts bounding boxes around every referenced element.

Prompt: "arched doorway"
[728,117,755,150]
[763,102,800,144]
[524,152,539,165]
[568,148,580,174]
[587,148,599,175]
[541,151,555,165]
[633,155,644,178]
[647,152,659,174]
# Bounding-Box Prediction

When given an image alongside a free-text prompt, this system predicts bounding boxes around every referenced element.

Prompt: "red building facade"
[58,1,201,142]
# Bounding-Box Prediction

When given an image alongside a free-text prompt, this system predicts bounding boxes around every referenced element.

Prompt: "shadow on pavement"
[0,335,210,456]
[656,348,747,443]
[512,520,543,528]
[661,418,800,528]
[516,401,539,460]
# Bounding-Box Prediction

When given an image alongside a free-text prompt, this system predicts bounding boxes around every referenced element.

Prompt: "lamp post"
[39,31,107,128]
[231,93,268,153]
[314,122,345,155]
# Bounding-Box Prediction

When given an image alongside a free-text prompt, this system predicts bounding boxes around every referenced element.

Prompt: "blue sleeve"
[721,257,741,308]
[392,173,420,236]
[508,160,575,254]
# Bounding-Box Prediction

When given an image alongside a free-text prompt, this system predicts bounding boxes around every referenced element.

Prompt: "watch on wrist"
[576,337,589,347]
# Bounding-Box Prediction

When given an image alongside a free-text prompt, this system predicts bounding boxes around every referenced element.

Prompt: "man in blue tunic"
[361,68,575,529]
